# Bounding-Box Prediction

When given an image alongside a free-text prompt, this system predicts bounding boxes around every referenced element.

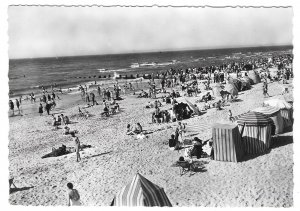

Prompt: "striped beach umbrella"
[112,173,172,207]
[236,111,273,126]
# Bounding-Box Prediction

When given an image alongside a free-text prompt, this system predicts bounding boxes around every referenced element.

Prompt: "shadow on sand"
[10,186,34,194]
[241,133,293,162]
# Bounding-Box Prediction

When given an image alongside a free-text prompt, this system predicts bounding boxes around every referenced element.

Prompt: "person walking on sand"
[9,100,14,116]
[67,183,82,206]
[45,101,51,115]
[263,81,270,98]
[71,132,81,162]
[15,99,20,114]
[38,103,43,116]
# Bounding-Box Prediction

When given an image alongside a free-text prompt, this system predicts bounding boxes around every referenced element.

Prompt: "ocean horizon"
[9,45,293,97]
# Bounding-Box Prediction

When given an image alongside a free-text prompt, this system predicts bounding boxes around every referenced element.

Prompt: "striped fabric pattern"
[114,173,172,207]
[280,109,293,128]
[252,106,284,134]
[238,125,272,154]
[236,111,273,126]
[212,123,244,162]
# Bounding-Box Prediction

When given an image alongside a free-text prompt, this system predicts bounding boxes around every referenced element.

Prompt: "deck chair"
[176,161,195,176]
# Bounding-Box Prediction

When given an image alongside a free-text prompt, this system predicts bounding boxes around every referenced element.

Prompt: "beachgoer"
[126,124,135,135]
[67,183,81,206]
[71,132,81,162]
[15,99,20,114]
[45,102,51,115]
[63,126,70,135]
[38,103,43,116]
[9,100,14,116]
[228,110,233,122]
[133,123,143,134]
[176,121,185,142]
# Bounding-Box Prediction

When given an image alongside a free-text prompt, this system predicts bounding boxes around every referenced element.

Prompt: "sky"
[8,6,293,59]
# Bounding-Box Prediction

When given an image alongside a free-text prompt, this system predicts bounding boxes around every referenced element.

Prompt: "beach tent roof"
[236,111,273,126]
[264,99,292,109]
[224,83,238,96]
[252,106,280,116]
[113,173,172,207]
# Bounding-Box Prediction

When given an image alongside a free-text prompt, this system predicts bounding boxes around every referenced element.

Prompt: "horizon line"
[9,43,293,60]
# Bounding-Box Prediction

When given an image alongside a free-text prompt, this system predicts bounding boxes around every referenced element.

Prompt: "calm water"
[9,45,292,97]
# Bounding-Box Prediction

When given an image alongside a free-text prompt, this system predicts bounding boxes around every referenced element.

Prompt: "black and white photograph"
[2,0,299,208]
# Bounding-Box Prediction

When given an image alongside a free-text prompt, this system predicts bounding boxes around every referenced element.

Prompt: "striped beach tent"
[236,112,273,155]
[252,106,284,134]
[184,121,212,137]
[212,123,244,162]
[112,173,172,207]
[248,70,261,84]
[264,99,293,129]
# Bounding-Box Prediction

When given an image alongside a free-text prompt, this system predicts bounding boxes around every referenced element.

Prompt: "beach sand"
[8,79,293,206]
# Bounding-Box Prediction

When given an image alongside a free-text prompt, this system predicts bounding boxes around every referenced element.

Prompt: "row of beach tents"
[212,98,293,162]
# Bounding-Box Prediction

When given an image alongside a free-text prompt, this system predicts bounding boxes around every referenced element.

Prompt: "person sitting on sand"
[114,103,120,112]
[52,115,58,130]
[102,105,110,117]
[126,124,135,135]
[133,123,143,134]
[67,182,81,206]
[63,126,70,135]
[57,115,62,125]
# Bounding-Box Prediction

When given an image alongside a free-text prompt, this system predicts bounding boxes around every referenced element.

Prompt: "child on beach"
[67,183,81,206]
[38,103,43,116]
[228,110,233,122]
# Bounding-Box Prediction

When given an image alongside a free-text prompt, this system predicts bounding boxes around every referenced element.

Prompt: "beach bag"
[72,189,80,201]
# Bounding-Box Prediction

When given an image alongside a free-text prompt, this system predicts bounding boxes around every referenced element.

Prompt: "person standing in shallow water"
[67,183,82,206]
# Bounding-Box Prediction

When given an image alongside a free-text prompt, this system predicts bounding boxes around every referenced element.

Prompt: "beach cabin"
[212,123,244,162]
[263,99,293,130]
[236,112,273,155]
[111,173,172,207]
[252,106,284,135]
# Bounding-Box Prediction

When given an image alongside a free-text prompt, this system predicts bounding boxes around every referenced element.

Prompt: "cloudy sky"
[8,6,293,59]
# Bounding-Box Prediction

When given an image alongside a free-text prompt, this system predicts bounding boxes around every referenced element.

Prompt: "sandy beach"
[8,77,293,207]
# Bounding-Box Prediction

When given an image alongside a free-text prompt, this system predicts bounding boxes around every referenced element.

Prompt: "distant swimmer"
[24,75,25,78]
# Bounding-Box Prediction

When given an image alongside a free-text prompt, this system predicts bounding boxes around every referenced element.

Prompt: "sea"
[9,45,292,97]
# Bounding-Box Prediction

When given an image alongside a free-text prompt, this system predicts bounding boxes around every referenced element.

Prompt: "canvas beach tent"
[224,83,238,97]
[252,106,284,135]
[236,112,273,155]
[263,99,293,130]
[228,78,242,91]
[112,173,172,207]
[212,123,244,162]
[248,70,261,84]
